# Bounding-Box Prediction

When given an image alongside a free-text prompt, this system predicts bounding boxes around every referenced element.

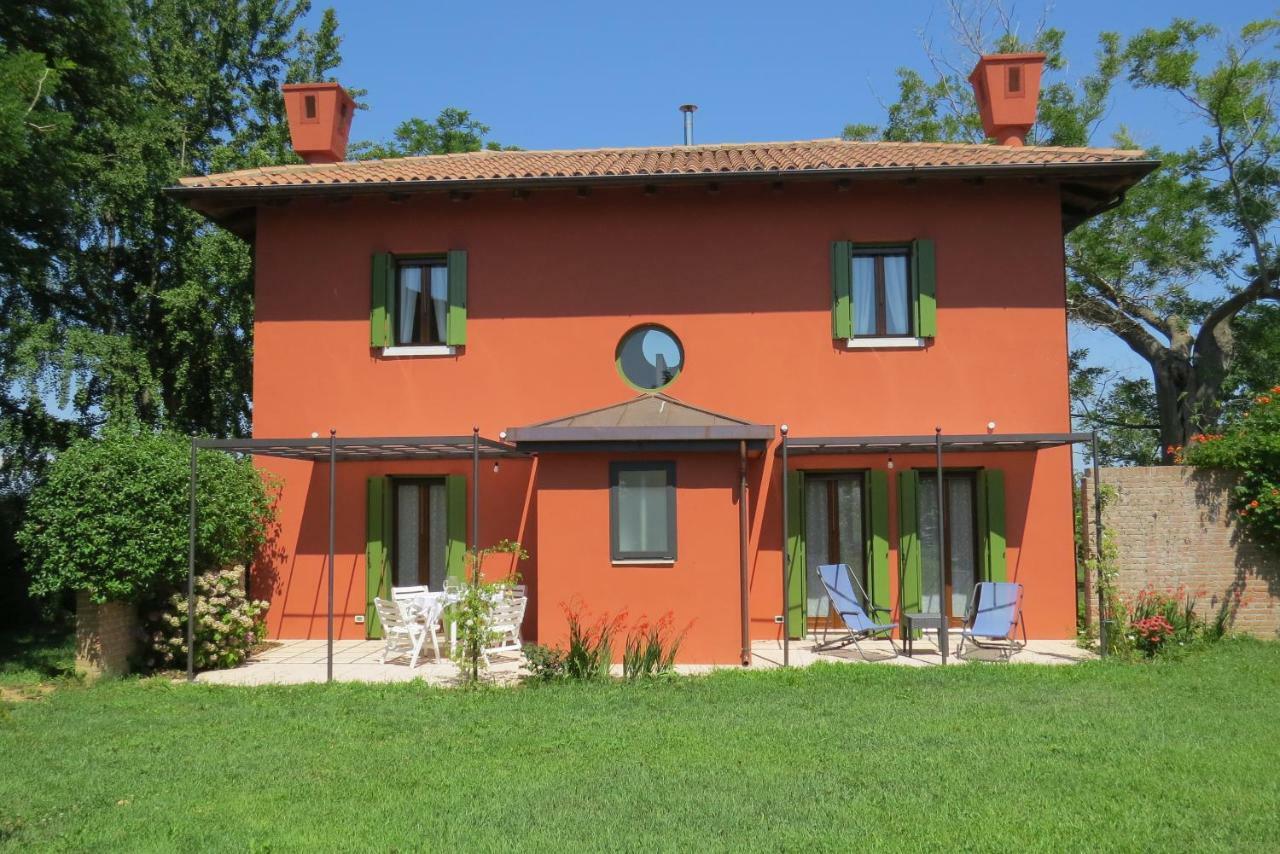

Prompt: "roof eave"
[168,157,1160,239]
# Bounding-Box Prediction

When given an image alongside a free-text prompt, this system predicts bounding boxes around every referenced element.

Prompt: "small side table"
[902,612,946,658]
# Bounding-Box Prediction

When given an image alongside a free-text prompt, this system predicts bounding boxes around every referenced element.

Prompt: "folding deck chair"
[814,563,898,659]
[956,581,1026,660]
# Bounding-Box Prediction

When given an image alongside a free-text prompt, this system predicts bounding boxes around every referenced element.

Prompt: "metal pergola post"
[934,427,948,665]
[780,424,790,667]
[1092,430,1106,658]
[187,435,197,682]
[471,427,480,553]
[738,440,750,666]
[326,429,336,683]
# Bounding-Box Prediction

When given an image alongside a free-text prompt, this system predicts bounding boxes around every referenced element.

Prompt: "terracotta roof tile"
[176,138,1151,190]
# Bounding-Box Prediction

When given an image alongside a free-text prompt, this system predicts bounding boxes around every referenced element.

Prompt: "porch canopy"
[186,431,524,682]
[506,393,774,453]
[779,429,1102,665]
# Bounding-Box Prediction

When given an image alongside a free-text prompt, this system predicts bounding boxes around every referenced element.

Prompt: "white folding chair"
[483,590,528,665]
[374,597,428,669]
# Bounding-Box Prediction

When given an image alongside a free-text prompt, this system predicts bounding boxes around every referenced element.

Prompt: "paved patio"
[195,635,1094,686]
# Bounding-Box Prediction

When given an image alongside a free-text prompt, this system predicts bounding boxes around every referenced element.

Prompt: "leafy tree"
[17,429,275,603]
[349,107,514,159]
[1069,351,1161,466]
[849,3,1280,462]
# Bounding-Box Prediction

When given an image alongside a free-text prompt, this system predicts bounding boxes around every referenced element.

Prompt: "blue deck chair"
[957,581,1026,660]
[814,564,898,659]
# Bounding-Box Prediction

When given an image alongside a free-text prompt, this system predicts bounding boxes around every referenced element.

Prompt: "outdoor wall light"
[887,456,895,470]
[310,431,319,439]
[987,421,997,433]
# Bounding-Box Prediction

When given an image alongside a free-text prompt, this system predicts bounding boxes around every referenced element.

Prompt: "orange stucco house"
[173,57,1156,664]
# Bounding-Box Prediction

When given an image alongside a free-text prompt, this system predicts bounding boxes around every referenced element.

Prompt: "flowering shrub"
[1181,387,1280,554]
[622,612,689,680]
[146,566,268,671]
[1132,615,1175,656]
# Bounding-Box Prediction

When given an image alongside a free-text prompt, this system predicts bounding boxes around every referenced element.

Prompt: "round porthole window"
[616,325,684,391]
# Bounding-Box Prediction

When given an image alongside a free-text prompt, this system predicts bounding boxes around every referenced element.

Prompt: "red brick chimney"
[281,82,356,164]
[968,53,1046,147]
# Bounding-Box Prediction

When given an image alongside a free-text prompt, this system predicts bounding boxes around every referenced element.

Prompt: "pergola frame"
[185,430,525,682]
[779,429,1104,666]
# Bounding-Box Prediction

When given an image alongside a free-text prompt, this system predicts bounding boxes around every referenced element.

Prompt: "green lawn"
[2,640,1278,851]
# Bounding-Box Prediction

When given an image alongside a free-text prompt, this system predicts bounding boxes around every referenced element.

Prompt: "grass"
[2,640,1278,851]
[0,626,75,700]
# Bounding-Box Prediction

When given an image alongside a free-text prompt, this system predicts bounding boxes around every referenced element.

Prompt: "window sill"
[611,559,676,567]
[844,337,928,350]
[380,345,458,358]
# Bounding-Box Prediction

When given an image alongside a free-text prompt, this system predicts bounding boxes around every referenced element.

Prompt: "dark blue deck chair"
[957,581,1026,660]
[814,564,898,659]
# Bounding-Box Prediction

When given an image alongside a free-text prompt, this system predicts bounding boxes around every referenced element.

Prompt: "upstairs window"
[395,258,449,346]
[370,250,467,351]
[831,239,936,342]
[852,249,912,338]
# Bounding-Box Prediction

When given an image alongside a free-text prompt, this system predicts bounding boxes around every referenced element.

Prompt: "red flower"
[1250,500,1260,508]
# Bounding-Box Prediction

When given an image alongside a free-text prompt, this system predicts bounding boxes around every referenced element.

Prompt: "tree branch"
[1069,289,1169,365]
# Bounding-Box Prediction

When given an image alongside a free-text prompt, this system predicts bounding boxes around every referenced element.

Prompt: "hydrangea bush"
[146,566,269,671]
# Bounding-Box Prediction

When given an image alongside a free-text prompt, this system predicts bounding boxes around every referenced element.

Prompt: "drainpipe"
[739,440,751,666]
[1092,431,1106,658]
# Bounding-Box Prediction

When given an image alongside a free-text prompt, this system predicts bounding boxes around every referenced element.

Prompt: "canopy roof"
[785,432,1092,455]
[196,435,522,461]
[507,394,773,451]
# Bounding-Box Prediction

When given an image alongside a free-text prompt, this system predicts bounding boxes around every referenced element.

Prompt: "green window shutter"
[785,469,806,639]
[912,238,936,338]
[897,470,922,618]
[365,476,392,639]
[867,470,891,619]
[371,252,394,347]
[978,469,1007,582]
[830,240,852,339]
[445,474,468,584]
[446,249,468,346]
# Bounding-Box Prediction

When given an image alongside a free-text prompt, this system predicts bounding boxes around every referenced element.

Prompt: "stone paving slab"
[195,636,1093,687]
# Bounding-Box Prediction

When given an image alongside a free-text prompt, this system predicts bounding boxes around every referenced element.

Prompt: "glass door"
[918,472,979,626]
[393,479,448,590]
[803,474,867,631]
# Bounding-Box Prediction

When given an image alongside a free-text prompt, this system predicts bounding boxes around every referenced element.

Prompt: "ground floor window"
[393,478,448,589]
[803,473,867,628]
[917,471,979,625]
[610,462,676,561]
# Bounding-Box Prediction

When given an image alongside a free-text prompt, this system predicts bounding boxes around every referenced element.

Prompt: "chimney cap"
[281,82,356,164]
[679,103,698,113]
[968,52,1046,147]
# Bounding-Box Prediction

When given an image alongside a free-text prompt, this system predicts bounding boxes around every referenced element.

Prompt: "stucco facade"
[248,178,1080,662]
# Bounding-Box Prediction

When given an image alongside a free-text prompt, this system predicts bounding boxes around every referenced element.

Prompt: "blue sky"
[310,0,1272,383]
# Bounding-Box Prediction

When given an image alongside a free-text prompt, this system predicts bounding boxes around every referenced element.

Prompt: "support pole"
[327,428,336,683]
[472,427,480,552]
[934,427,948,664]
[1092,431,1106,659]
[780,425,790,667]
[738,440,751,666]
[187,435,198,682]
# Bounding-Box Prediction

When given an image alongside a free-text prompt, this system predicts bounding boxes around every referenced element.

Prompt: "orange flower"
[1256,395,1272,405]
[1250,500,1260,508]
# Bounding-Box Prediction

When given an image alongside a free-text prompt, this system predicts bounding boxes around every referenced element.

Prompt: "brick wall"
[1081,466,1280,638]
[75,591,139,678]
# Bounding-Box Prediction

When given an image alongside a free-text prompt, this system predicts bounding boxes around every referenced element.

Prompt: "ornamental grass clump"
[622,612,689,680]
[562,599,626,681]
[146,566,269,671]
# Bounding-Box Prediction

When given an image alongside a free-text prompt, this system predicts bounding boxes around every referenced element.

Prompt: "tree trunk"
[1151,356,1220,462]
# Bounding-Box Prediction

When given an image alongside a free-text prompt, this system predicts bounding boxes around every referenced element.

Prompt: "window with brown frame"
[851,248,913,338]
[394,257,449,346]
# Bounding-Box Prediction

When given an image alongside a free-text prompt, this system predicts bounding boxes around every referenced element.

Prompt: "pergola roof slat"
[195,435,525,461]
[785,432,1092,455]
